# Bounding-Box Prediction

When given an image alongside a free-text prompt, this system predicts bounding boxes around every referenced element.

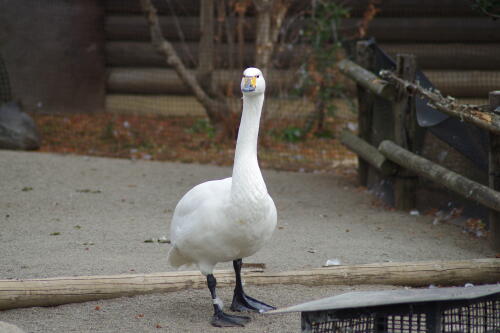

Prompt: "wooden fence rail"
[337,59,396,101]
[380,70,500,135]
[337,42,500,250]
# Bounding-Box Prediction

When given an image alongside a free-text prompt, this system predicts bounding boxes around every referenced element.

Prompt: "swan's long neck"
[231,94,267,201]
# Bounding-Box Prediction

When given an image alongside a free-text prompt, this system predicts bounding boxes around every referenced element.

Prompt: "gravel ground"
[0,150,494,332]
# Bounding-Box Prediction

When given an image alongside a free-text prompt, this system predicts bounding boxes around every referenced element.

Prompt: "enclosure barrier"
[270,285,500,333]
[337,41,500,250]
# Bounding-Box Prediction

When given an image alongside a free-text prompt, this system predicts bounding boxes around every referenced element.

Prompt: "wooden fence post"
[393,54,418,210]
[489,91,500,251]
[355,41,375,186]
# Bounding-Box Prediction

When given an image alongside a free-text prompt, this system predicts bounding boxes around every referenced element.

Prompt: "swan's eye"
[256,75,260,78]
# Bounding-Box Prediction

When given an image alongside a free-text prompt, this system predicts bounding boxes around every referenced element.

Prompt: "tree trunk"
[253,0,290,76]
[138,0,233,135]
[198,0,215,96]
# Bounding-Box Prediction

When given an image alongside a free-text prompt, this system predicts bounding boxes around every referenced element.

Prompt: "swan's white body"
[167,68,277,276]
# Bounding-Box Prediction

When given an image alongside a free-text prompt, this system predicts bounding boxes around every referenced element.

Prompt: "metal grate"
[311,313,429,333]
[312,315,375,333]
[305,297,499,333]
[441,300,500,332]
[270,286,500,333]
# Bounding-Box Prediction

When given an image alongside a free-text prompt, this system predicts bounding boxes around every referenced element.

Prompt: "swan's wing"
[170,177,232,242]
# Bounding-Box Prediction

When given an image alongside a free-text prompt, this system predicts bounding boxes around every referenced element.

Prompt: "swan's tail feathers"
[167,246,192,268]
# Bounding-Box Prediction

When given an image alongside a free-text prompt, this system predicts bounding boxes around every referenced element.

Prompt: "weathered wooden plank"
[340,130,397,176]
[379,140,500,212]
[1,259,498,310]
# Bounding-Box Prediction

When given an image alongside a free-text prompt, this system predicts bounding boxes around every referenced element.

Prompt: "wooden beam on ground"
[340,130,397,176]
[337,59,396,101]
[489,91,500,251]
[1,259,498,311]
[379,140,500,212]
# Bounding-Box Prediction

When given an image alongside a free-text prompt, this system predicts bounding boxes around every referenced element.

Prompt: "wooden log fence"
[379,70,500,135]
[337,59,396,101]
[340,130,397,176]
[354,41,376,186]
[337,46,500,250]
[489,92,500,249]
[379,140,500,213]
[1,259,498,311]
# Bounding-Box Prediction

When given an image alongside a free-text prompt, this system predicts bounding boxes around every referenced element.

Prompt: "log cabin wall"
[104,0,500,116]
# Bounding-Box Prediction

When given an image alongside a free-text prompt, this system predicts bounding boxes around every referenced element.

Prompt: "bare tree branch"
[138,0,232,131]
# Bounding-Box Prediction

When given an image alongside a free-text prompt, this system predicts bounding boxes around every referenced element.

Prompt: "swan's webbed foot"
[207,273,251,327]
[230,290,276,313]
[211,309,251,327]
[230,258,276,313]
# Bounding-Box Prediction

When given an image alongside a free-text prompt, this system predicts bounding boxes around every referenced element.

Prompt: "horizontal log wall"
[104,0,481,17]
[106,42,500,71]
[106,95,331,118]
[105,16,500,43]
[106,68,318,95]
[104,0,499,112]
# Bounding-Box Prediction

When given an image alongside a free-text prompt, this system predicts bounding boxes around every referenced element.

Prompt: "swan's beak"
[242,76,257,92]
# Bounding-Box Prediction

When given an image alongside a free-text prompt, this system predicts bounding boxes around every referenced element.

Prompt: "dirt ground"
[0,150,494,332]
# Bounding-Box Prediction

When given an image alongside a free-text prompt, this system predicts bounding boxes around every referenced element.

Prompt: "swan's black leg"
[230,259,276,313]
[207,274,251,327]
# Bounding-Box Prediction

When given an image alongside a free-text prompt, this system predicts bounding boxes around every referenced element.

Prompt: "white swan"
[167,67,277,327]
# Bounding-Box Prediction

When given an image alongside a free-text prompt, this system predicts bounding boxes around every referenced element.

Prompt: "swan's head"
[241,67,265,96]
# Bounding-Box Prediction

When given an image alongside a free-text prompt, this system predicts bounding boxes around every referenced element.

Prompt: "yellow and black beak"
[242,76,257,92]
